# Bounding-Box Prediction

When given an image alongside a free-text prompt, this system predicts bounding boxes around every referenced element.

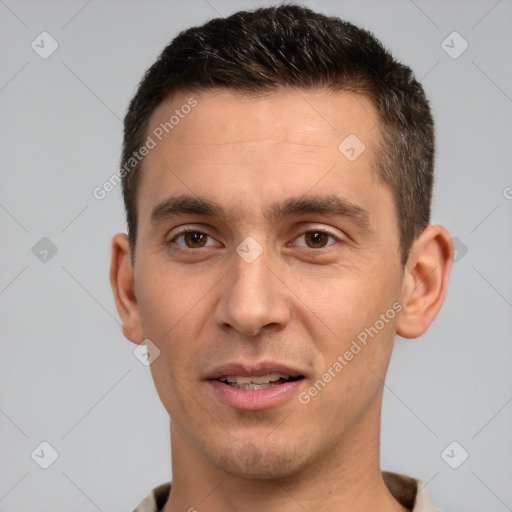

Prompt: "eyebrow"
[150,193,372,231]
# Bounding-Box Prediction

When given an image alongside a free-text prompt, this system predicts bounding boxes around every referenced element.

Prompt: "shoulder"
[132,482,171,512]
[383,471,441,512]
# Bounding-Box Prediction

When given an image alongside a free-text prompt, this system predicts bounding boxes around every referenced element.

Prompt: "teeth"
[219,373,291,385]
[231,383,274,390]
[252,373,281,384]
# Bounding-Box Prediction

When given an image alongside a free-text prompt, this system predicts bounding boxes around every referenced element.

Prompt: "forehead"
[148,87,379,156]
[137,88,390,232]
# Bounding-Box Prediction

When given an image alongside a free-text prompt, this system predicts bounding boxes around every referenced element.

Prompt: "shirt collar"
[132,471,440,512]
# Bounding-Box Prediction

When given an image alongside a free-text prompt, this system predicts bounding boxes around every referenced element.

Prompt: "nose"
[215,246,291,337]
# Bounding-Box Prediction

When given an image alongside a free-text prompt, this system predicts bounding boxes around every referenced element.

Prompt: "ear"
[110,233,144,344]
[397,224,453,339]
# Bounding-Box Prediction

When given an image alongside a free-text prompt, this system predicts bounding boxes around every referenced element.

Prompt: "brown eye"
[305,232,329,248]
[297,230,337,249]
[183,232,207,248]
[171,230,214,249]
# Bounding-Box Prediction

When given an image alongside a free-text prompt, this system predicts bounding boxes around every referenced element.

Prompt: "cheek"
[135,269,211,413]
[301,267,400,338]
[136,263,211,339]
[299,313,398,437]
[299,267,401,401]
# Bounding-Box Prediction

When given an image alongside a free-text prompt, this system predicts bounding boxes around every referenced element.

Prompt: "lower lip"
[208,379,304,410]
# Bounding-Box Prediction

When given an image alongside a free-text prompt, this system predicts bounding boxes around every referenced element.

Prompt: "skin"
[110,88,452,512]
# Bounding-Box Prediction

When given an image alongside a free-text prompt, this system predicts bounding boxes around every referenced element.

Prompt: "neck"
[162,388,408,512]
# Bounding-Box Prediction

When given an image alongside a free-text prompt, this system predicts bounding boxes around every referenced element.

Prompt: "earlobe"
[109,233,145,344]
[396,225,453,339]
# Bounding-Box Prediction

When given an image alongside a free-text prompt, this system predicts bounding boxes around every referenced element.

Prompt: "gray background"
[1,0,511,510]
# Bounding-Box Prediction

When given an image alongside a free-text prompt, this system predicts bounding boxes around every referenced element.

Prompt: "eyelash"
[167,227,341,250]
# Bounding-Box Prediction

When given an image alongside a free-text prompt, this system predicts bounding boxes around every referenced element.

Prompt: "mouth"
[206,361,308,410]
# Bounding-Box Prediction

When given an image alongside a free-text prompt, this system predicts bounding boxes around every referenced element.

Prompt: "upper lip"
[205,361,307,380]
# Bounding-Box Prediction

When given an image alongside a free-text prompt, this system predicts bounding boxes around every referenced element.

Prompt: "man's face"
[132,89,405,478]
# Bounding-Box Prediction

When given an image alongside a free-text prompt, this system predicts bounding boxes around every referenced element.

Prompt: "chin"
[208,439,313,480]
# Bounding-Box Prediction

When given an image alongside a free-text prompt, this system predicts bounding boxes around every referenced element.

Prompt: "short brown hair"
[121,4,434,266]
